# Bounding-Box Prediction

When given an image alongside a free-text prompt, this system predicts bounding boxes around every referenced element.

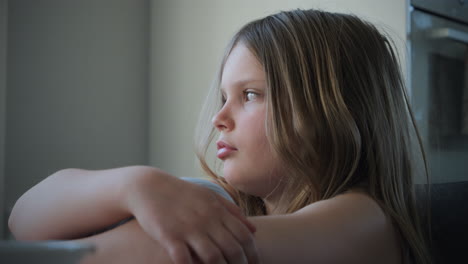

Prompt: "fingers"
[207,222,248,263]
[164,214,257,264]
[188,234,228,264]
[132,179,259,264]
[185,194,258,264]
[217,195,257,233]
[222,214,260,264]
[163,239,193,264]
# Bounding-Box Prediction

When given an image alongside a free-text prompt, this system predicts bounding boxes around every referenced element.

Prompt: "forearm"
[76,219,173,264]
[247,193,392,264]
[9,166,160,240]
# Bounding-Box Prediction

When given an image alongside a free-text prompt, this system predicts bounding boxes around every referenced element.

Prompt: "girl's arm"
[75,219,174,264]
[9,166,148,240]
[73,191,399,264]
[9,166,259,264]
[250,192,401,264]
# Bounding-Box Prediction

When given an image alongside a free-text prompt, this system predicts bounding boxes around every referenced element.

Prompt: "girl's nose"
[212,105,234,132]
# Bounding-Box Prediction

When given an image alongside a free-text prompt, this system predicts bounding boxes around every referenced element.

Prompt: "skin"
[9,43,403,264]
[213,43,286,212]
[9,167,259,264]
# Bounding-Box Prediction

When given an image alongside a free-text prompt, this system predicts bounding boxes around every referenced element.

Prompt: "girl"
[9,8,431,264]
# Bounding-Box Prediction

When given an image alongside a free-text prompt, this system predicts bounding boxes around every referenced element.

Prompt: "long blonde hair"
[195,9,431,264]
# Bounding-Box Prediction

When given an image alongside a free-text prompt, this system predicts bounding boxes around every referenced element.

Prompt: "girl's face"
[212,43,284,198]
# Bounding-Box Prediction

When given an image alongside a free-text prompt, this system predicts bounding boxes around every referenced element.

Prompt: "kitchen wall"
[0,0,7,239]
[4,0,149,237]
[148,0,408,178]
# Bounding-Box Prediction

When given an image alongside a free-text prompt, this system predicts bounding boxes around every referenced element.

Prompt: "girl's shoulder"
[293,190,402,264]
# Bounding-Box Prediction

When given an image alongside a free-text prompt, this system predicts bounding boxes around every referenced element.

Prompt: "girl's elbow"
[8,218,29,240]
[8,214,30,240]
[8,225,50,241]
[8,208,43,241]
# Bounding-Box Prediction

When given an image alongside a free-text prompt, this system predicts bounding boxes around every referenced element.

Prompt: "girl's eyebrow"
[220,79,266,94]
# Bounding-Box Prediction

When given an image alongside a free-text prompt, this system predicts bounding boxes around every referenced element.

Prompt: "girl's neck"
[261,176,290,215]
[264,200,275,215]
[262,191,284,215]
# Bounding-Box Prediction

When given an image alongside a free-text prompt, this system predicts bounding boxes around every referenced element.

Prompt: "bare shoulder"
[293,191,401,264]
[297,191,388,226]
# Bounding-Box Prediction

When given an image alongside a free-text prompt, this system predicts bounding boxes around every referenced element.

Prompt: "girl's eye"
[245,91,258,102]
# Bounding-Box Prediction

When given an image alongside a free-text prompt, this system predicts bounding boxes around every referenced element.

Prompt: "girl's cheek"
[243,103,257,112]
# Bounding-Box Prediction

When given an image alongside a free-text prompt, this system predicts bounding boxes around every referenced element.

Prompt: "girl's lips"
[217,147,237,160]
[216,140,237,160]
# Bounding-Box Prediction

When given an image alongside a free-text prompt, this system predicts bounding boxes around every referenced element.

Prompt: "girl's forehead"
[220,44,266,91]
[220,79,266,94]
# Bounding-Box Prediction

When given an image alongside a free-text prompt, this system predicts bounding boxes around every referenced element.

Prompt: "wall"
[0,0,7,239]
[148,0,407,178]
[5,0,149,232]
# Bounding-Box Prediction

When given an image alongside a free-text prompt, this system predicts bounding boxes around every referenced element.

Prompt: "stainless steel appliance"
[409,0,468,183]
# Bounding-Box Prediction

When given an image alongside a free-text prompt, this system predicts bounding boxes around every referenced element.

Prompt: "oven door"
[410,9,468,183]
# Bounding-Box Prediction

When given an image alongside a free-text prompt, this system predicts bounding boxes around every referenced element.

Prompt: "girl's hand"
[124,169,259,264]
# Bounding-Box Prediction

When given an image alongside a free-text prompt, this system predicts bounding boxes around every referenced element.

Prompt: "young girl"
[8,8,431,264]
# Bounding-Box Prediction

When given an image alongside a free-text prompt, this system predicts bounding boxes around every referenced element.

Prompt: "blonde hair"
[195,9,431,264]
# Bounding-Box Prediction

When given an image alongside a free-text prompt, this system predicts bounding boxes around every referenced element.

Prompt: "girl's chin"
[223,171,264,197]
[222,167,283,198]
[223,172,250,192]
[222,172,242,187]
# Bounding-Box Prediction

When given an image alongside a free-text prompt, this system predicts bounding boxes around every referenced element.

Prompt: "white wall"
[0,0,7,239]
[148,0,407,178]
[5,0,149,232]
